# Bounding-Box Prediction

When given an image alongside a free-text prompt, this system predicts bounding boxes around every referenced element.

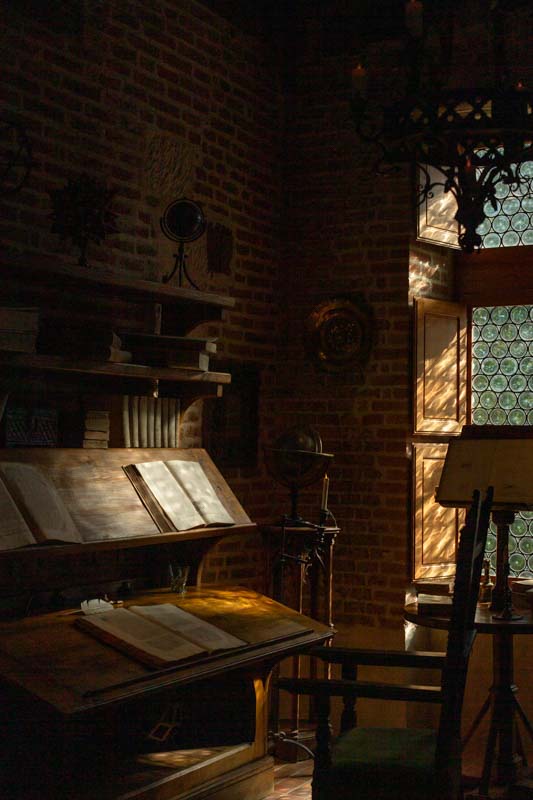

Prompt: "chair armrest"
[277,676,443,703]
[308,646,447,669]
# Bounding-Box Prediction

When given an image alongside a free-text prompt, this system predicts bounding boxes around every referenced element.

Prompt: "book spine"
[122,396,131,447]
[147,397,155,447]
[175,399,181,447]
[167,399,175,447]
[139,396,148,447]
[132,396,139,448]
[162,397,169,447]
[155,398,162,447]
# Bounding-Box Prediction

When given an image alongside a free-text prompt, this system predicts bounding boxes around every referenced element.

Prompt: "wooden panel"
[414,298,467,434]
[456,246,533,307]
[413,443,460,580]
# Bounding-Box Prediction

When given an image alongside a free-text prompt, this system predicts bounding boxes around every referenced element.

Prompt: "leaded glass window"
[476,162,533,248]
[472,305,533,577]
[418,162,533,249]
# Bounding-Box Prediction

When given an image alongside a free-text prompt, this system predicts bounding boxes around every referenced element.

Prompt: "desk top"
[405,602,533,634]
[0,586,333,716]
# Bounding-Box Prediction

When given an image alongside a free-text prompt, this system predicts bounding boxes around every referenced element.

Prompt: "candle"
[351,63,367,97]
[405,0,423,38]
[321,474,330,510]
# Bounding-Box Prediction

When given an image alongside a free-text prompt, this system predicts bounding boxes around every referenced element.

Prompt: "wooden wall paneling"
[456,246,533,307]
[414,298,467,434]
[412,442,460,580]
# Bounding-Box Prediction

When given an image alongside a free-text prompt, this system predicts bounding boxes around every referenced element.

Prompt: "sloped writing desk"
[0,448,333,800]
[0,587,332,800]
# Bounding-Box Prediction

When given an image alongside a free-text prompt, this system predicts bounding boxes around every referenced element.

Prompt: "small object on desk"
[416,593,453,616]
[169,564,189,595]
[512,578,533,611]
[81,598,114,615]
[478,559,494,607]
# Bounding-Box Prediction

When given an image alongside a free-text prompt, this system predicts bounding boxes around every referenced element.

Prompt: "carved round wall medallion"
[304,296,373,374]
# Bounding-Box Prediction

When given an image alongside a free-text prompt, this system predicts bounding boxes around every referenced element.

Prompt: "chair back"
[436,487,493,765]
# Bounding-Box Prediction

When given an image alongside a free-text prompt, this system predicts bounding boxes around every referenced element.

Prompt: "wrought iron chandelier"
[351,0,533,253]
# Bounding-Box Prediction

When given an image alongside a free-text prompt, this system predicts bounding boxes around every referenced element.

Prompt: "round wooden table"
[405,603,533,795]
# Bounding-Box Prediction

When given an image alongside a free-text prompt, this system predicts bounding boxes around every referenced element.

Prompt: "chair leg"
[340,664,357,733]
[311,694,332,800]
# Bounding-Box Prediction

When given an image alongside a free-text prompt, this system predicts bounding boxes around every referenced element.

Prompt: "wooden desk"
[0,586,332,800]
[405,603,533,795]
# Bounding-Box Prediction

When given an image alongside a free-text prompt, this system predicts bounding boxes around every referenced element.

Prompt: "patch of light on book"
[153,477,174,499]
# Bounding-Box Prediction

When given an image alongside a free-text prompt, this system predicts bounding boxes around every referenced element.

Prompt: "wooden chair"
[277,487,493,800]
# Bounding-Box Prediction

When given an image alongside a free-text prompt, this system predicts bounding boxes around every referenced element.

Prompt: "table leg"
[490,630,523,786]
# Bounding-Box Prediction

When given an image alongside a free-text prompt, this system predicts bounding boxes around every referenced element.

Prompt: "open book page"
[129,603,247,651]
[164,460,234,525]
[0,462,81,543]
[0,475,36,550]
[134,461,204,531]
[77,607,205,667]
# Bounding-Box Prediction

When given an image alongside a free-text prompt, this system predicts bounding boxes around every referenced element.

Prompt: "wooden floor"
[266,760,312,800]
[265,750,533,800]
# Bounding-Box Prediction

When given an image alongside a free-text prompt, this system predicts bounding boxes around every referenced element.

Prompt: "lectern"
[436,425,533,615]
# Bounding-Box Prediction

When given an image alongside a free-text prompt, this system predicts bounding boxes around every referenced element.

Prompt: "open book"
[0,462,81,550]
[76,603,247,668]
[123,459,234,532]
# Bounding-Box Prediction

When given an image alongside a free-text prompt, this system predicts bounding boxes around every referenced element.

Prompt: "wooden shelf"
[1,257,235,310]
[1,522,257,558]
[0,351,232,384]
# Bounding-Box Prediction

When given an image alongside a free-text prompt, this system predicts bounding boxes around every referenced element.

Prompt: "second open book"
[77,603,246,668]
[123,459,234,531]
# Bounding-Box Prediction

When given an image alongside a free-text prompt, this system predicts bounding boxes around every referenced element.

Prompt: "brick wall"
[1,0,284,591]
[5,2,527,627]
[269,36,414,628]
[409,242,455,303]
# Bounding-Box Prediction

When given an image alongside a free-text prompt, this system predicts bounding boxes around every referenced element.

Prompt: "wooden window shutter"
[412,443,461,580]
[414,298,467,435]
[412,297,467,580]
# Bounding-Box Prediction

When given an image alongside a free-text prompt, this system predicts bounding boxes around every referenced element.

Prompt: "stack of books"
[83,410,110,449]
[0,307,39,353]
[512,578,533,611]
[37,320,132,363]
[120,333,217,371]
[122,396,180,447]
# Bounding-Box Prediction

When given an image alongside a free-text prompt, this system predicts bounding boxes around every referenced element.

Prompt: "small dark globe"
[273,426,322,455]
[264,426,332,490]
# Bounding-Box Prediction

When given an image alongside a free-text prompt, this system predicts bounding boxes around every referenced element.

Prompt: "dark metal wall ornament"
[160,198,207,286]
[49,174,117,267]
[304,295,373,376]
[0,117,33,196]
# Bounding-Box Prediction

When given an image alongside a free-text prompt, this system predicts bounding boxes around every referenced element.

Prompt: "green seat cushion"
[328,727,438,800]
